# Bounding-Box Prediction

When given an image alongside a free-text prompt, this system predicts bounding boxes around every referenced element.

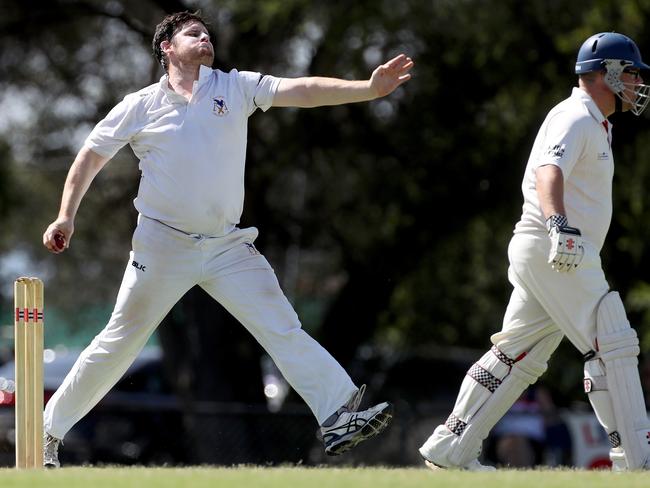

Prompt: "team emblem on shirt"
[212,97,229,116]
[545,143,566,159]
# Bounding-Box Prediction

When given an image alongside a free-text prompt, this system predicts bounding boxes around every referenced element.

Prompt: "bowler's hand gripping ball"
[54,233,66,251]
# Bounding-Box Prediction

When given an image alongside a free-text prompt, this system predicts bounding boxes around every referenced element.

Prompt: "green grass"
[0,466,647,488]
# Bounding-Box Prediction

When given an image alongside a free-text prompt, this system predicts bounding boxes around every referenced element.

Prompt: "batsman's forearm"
[274,77,375,108]
[535,164,566,219]
[57,146,109,220]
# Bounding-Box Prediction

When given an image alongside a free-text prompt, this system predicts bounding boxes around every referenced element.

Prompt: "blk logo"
[132,260,146,272]
[244,242,259,255]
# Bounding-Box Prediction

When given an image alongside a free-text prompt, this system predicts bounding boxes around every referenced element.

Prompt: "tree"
[2,1,650,458]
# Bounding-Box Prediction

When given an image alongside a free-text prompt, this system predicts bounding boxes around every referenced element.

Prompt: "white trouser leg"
[502,234,610,354]
[419,330,562,467]
[44,218,198,439]
[493,236,649,468]
[420,233,611,468]
[199,233,356,425]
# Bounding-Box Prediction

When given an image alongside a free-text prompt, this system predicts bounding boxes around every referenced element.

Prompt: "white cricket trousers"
[419,232,612,466]
[44,216,357,439]
[494,232,609,357]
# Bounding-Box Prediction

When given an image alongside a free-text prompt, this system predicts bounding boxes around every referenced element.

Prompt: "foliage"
[2,0,650,407]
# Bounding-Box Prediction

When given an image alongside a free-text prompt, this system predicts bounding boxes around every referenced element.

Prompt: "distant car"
[0,346,185,466]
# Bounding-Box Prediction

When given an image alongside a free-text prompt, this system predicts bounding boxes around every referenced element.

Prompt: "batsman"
[420,32,650,471]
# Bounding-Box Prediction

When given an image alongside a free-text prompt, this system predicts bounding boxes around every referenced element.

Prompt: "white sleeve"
[534,112,586,179]
[84,94,142,158]
[237,70,281,115]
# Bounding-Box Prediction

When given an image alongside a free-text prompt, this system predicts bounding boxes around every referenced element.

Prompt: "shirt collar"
[572,87,610,126]
[158,65,214,102]
[198,64,213,82]
[159,74,184,103]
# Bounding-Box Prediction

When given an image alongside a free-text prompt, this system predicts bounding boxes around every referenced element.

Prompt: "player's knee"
[596,291,631,335]
[596,291,640,362]
[486,331,561,387]
[509,331,562,384]
[599,329,639,362]
[511,353,547,385]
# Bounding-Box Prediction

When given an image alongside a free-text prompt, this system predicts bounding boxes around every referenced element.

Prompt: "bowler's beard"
[175,43,214,68]
[197,44,214,67]
[199,53,214,68]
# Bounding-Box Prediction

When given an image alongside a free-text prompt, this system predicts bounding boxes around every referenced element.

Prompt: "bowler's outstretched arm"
[272,54,414,108]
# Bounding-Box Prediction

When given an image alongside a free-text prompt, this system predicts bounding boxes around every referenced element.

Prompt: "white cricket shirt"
[85,65,281,236]
[514,87,614,251]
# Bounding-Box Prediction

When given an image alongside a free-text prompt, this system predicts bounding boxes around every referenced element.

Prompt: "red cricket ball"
[54,233,65,251]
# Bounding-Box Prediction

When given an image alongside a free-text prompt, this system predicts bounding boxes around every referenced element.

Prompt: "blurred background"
[1,0,650,468]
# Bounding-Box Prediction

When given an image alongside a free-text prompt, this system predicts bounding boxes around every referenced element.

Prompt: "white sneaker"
[419,427,495,471]
[43,433,61,468]
[346,384,366,412]
[610,447,627,471]
[322,401,393,456]
[423,457,496,471]
[609,447,650,471]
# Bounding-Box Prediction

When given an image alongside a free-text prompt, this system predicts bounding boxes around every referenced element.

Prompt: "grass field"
[0,466,648,488]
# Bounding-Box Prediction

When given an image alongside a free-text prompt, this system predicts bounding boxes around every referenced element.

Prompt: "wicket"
[13,277,44,469]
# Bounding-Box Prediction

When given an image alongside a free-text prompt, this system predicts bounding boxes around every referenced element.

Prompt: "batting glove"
[546,214,584,272]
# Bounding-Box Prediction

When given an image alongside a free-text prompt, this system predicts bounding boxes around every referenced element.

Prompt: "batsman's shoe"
[43,432,61,468]
[610,447,650,471]
[422,457,496,472]
[419,431,495,471]
[610,448,627,472]
[322,401,393,456]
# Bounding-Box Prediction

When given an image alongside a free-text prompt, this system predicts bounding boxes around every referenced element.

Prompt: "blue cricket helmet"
[575,32,650,115]
[575,32,650,74]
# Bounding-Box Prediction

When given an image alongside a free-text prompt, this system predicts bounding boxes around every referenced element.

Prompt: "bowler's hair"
[152,11,210,72]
